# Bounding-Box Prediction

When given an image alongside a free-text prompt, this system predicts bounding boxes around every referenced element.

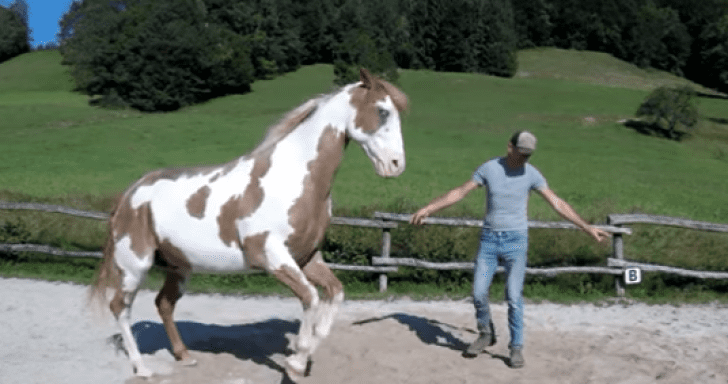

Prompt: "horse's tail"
[87,196,122,314]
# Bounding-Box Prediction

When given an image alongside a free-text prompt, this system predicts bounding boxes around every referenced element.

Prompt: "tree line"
[513,0,728,93]
[1,0,727,111]
[0,0,30,63]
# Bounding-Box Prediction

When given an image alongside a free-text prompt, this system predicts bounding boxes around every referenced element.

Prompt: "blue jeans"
[472,229,528,350]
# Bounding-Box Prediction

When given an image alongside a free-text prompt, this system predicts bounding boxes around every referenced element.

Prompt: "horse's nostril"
[392,159,399,167]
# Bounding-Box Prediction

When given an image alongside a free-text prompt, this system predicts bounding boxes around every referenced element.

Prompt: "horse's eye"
[378,108,390,126]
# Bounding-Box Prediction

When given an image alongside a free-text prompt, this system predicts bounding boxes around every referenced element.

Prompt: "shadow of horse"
[109,318,301,383]
[352,313,509,364]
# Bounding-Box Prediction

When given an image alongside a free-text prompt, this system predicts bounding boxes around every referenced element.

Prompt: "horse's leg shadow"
[110,318,302,376]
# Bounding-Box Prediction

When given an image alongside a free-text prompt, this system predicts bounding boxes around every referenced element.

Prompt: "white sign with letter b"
[624,267,642,285]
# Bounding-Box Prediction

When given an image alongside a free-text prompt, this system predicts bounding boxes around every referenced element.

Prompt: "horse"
[88,68,408,380]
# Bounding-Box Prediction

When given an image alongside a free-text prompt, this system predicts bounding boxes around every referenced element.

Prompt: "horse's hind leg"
[109,239,154,377]
[155,270,196,366]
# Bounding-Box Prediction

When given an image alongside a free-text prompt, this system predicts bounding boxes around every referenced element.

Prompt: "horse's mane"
[248,75,407,157]
[249,94,327,157]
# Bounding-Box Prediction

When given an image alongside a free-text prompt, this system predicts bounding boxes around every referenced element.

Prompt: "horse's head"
[347,68,408,178]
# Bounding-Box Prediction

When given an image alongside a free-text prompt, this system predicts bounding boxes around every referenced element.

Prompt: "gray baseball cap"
[510,131,537,155]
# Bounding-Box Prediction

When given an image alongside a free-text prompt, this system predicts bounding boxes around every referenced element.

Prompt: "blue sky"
[1,0,75,47]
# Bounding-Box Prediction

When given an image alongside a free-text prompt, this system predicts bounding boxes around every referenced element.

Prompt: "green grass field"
[1,49,727,302]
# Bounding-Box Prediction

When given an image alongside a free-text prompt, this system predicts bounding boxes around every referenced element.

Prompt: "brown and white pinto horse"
[89,69,408,380]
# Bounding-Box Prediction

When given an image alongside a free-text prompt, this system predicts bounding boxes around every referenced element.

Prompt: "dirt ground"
[2,278,727,384]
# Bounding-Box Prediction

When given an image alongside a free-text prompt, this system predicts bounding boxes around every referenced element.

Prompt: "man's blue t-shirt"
[472,157,548,231]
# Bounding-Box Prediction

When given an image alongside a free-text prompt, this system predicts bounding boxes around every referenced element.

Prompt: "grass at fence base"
[4,253,726,306]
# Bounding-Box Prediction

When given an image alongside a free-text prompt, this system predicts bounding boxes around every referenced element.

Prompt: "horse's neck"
[263,96,351,195]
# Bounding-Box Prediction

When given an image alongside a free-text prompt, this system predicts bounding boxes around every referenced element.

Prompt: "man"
[410,131,610,368]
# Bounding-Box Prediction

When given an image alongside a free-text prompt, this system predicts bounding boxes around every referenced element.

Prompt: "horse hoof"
[180,358,198,367]
[134,366,154,378]
[283,359,306,382]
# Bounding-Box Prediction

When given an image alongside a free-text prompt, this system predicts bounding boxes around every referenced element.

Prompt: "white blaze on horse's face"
[347,71,408,178]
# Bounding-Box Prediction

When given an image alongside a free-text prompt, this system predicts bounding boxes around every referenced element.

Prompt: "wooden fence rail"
[1,201,727,294]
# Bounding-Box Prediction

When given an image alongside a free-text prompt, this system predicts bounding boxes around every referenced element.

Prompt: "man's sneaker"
[509,348,525,368]
[465,331,494,355]
[465,320,496,355]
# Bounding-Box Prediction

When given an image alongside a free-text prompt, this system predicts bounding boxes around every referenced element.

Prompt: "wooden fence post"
[612,224,626,297]
[379,227,391,292]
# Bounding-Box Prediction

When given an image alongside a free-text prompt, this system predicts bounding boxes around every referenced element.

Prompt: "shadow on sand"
[352,312,509,364]
[111,318,301,383]
[352,312,475,352]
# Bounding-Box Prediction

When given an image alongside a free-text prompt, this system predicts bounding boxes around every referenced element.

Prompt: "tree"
[62,0,254,111]
[657,0,728,83]
[331,0,400,85]
[0,1,30,62]
[695,14,728,93]
[625,3,691,75]
[433,0,517,76]
[636,86,698,140]
[513,0,553,48]
[57,0,83,46]
[333,29,399,85]
[206,0,304,79]
[293,0,338,64]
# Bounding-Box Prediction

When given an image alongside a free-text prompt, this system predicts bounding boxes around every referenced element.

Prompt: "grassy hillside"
[1,49,727,301]
[517,48,721,92]
[1,49,726,218]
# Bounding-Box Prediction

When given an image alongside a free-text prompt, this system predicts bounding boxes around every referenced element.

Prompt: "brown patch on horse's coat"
[217,196,245,248]
[349,69,408,133]
[157,239,192,274]
[214,103,315,248]
[186,185,211,219]
[112,200,157,258]
[241,231,269,270]
[380,80,408,113]
[271,265,313,307]
[109,289,125,318]
[217,150,272,247]
[286,125,345,267]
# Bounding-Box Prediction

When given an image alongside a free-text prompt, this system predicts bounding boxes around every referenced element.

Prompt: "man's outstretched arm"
[537,187,611,242]
[410,180,480,225]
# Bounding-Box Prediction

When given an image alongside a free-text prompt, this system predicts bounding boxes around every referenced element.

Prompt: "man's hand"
[409,207,430,225]
[585,225,611,243]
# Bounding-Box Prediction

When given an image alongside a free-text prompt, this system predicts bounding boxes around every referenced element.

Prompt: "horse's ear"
[359,68,374,89]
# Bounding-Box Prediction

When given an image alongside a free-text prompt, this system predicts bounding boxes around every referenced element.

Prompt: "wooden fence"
[1,201,728,295]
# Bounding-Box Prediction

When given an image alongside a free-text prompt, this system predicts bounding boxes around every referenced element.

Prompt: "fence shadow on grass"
[696,92,728,100]
[707,117,728,125]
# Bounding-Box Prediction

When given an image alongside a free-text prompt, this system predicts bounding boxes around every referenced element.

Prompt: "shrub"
[0,218,31,262]
[635,86,698,140]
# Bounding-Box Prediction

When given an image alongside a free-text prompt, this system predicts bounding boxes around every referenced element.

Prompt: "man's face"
[507,142,531,166]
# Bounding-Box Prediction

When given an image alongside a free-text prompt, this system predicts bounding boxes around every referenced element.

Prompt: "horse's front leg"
[302,251,344,342]
[269,262,320,380]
